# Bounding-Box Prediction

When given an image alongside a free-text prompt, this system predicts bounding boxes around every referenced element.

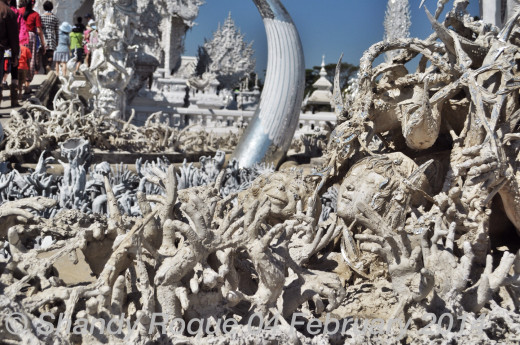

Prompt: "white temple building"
[303,56,333,113]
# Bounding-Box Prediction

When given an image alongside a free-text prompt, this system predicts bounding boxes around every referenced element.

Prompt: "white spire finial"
[319,55,327,77]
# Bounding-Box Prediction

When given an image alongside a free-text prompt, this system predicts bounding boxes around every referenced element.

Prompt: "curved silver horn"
[231,0,305,168]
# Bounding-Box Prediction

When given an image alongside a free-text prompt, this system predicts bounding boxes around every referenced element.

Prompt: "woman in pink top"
[19,0,46,89]
[9,0,28,45]
[7,0,26,106]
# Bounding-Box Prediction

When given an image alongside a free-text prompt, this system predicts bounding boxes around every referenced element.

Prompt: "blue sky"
[184,0,481,78]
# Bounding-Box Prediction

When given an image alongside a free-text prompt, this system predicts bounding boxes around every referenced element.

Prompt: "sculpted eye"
[346,184,355,191]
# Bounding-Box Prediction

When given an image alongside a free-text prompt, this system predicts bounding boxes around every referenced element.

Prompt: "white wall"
[34,0,93,25]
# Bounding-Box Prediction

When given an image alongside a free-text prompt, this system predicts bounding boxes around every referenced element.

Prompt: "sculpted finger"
[445,222,456,251]
[355,233,384,246]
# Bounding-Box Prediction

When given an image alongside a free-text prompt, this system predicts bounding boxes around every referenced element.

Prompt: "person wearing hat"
[54,21,71,77]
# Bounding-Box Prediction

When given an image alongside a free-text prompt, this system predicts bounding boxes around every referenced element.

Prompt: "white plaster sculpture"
[3,1,520,344]
[39,0,203,105]
[85,0,204,117]
[236,74,261,110]
[0,95,246,157]
[58,138,91,211]
[384,0,411,62]
[127,0,204,102]
[87,0,139,119]
[161,0,204,74]
[0,149,275,219]
[318,0,520,328]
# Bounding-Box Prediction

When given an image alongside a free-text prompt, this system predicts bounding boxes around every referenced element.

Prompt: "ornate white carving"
[88,0,139,119]
[43,0,204,105]
[172,56,198,80]
[383,0,411,62]
[204,13,255,89]
[166,0,204,25]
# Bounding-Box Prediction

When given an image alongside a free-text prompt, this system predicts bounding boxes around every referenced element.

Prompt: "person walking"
[17,43,31,95]
[0,0,19,108]
[2,49,11,89]
[11,0,28,46]
[54,21,71,77]
[83,19,97,67]
[7,0,25,106]
[70,18,84,75]
[74,16,85,33]
[40,0,58,73]
[19,0,46,92]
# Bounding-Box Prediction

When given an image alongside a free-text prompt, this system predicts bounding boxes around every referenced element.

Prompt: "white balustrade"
[130,104,336,139]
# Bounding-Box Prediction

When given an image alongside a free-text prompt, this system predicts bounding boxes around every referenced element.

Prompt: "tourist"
[0,0,19,108]
[2,49,11,90]
[13,0,28,46]
[83,19,97,67]
[54,22,71,77]
[8,0,27,107]
[17,43,31,95]
[70,18,84,74]
[19,0,46,93]
[40,1,59,73]
[74,16,86,33]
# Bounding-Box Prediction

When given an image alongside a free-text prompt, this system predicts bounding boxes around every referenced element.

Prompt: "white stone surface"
[35,0,89,24]
[480,0,520,28]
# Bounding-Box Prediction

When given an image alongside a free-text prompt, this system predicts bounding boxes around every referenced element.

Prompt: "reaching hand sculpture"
[354,200,434,318]
[0,197,57,237]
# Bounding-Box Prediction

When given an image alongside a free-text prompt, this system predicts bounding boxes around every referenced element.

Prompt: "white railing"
[130,105,336,137]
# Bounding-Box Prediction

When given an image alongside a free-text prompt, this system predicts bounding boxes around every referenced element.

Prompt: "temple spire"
[319,55,327,78]
[204,12,255,89]
[306,55,333,109]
